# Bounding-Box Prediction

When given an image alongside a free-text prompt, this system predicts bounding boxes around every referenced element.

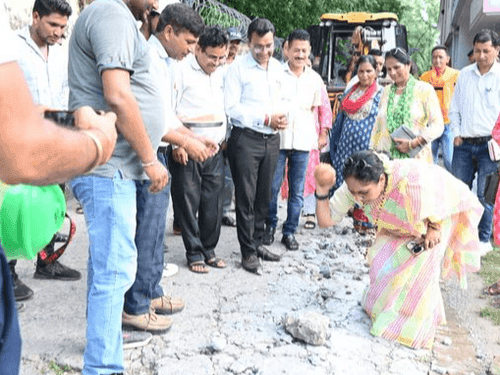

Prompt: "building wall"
[440,0,500,69]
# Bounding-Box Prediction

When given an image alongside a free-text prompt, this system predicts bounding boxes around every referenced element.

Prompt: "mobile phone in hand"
[407,240,423,255]
[44,110,75,128]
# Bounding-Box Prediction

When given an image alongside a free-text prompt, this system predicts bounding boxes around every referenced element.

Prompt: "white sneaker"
[162,263,179,278]
[479,241,493,257]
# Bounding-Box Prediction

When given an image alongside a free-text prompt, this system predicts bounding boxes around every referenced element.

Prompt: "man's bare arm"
[0,62,116,185]
[102,68,168,192]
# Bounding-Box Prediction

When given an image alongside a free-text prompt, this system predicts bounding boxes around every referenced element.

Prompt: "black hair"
[198,26,229,51]
[356,55,377,71]
[343,150,385,183]
[410,60,419,77]
[33,0,72,18]
[247,18,275,42]
[287,29,310,46]
[431,45,449,56]
[385,47,411,65]
[368,49,383,57]
[473,29,500,47]
[156,3,205,37]
[467,49,474,57]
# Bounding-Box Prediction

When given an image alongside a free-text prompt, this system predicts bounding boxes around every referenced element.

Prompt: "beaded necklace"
[386,75,416,159]
[366,176,389,231]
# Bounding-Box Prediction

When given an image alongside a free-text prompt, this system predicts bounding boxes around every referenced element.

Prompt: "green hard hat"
[0,183,66,260]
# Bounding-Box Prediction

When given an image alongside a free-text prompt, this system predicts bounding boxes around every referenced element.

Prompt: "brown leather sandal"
[188,261,209,274]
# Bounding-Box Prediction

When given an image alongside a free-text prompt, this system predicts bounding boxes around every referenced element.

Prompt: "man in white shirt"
[263,29,323,251]
[123,3,211,333]
[449,29,500,253]
[168,26,228,273]
[11,0,80,302]
[225,18,288,274]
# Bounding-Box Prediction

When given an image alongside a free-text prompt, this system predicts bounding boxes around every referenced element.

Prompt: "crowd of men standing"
[3,0,500,374]
[1,0,327,374]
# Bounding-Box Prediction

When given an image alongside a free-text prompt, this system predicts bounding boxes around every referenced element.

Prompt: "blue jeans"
[124,151,169,315]
[0,246,21,375]
[431,124,454,172]
[70,171,138,375]
[452,140,497,242]
[267,150,309,236]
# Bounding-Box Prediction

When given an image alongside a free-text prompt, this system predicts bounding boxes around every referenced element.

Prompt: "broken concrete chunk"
[283,311,331,346]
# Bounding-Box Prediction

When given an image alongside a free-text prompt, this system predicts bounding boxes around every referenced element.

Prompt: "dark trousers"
[124,151,169,315]
[169,150,224,264]
[0,247,21,375]
[227,127,280,259]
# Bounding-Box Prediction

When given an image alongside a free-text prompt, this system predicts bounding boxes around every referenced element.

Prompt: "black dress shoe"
[262,226,276,245]
[241,255,262,274]
[281,234,299,251]
[256,245,280,261]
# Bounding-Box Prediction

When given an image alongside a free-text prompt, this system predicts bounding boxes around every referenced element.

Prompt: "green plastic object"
[0,183,66,260]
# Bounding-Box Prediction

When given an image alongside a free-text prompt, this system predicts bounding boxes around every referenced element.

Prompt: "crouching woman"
[314,150,483,349]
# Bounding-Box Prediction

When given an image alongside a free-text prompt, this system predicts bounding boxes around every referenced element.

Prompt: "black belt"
[234,126,278,140]
[462,136,491,145]
[158,146,169,154]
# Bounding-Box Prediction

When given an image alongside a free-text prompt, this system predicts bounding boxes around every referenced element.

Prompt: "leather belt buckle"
[463,136,491,145]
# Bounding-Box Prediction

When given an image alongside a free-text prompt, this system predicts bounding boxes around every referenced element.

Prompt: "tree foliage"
[218,0,439,72]
[400,0,440,73]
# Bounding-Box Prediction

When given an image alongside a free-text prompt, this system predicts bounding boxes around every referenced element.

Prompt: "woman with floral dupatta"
[315,150,483,349]
[371,48,444,162]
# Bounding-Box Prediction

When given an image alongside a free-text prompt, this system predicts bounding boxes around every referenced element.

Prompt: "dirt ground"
[16,196,500,375]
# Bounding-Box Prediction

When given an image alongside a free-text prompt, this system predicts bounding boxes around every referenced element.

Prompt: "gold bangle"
[408,139,413,150]
[81,130,103,172]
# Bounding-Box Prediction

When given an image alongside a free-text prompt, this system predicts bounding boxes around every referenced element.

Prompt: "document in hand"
[390,126,424,158]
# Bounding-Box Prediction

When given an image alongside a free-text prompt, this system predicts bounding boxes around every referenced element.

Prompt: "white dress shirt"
[449,62,500,138]
[174,53,226,144]
[16,26,68,109]
[224,52,286,134]
[279,64,323,151]
[148,34,182,147]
